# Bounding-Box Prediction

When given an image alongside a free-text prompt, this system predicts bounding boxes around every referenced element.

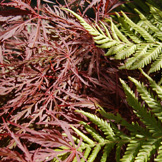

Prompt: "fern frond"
[110,19,121,41]
[128,76,162,122]
[105,44,126,56]
[120,78,162,136]
[99,21,112,39]
[110,20,130,43]
[117,13,142,44]
[121,11,155,42]
[82,122,115,162]
[130,43,162,69]
[76,110,116,141]
[122,44,150,69]
[81,121,104,143]
[71,125,94,145]
[140,69,162,99]
[101,144,114,162]
[70,73,162,161]
[115,44,136,59]
[64,4,162,73]
[87,145,102,162]
[120,140,142,162]
[135,8,159,33]
[149,3,162,22]
[155,142,162,161]
[70,112,117,162]
[148,53,162,73]
[99,106,150,137]
[135,138,160,162]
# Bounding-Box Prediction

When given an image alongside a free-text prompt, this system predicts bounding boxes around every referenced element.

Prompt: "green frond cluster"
[64,4,162,73]
[59,70,162,162]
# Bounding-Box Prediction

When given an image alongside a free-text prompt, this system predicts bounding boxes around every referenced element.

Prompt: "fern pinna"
[63,4,162,73]
[60,70,162,162]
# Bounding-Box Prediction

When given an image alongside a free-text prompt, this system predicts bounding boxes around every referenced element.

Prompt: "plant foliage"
[64,3,162,73]
[69,69,162,162]
[1,0,162,161]
[0,0,127,161]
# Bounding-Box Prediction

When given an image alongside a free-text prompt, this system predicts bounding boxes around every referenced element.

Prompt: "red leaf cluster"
[0,0,127,161]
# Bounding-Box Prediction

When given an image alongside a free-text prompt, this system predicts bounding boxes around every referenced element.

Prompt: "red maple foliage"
[0,0,128,161]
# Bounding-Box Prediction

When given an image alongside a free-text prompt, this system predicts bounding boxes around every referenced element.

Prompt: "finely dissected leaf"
[0,17,36,41]
[3,120,32,162]
[1,1,121,161]
[0,148,27,162]
[2,1,162,162]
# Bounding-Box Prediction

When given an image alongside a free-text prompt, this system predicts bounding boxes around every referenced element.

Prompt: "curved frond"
[129,76,162,122]
[64,4,162,73]
[155,142,162,161]
[120,140,142,162]
[121,11,155,42]
[140,69,162,99]
[76,110,116,141]
[135,138,160,162]
[149,53,162,73]
[120,78,162,136]
[67,72,162,162]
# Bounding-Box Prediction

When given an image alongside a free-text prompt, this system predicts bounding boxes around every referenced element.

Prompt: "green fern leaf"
[97,40,118,49]
[135,138,161,162]
[122,44,150,69]
[115,44,136,59]
[149,3,162,22]
[99,21,112,39]
[121,11,155,42]
[111,20,130,43]
[155,142,162,161]
[110,20,121,41]
[99,107,146,136]
[71,125,94,145]
[131,44,162,69]
[120,140,142,162]
[64,4,162,73]
[120,78,162,136]
[76,110,116,141]
[87,145,102,162]
[128,76,162,122]
[135,8,159,33]
[101,144,115,162]
[105,44,126,56]
[81,121,104,143]
[117,13,142,44]
[80,147,91,162]
[140,69,162,100]
[67,72,162,162]
[149,53,162,73]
